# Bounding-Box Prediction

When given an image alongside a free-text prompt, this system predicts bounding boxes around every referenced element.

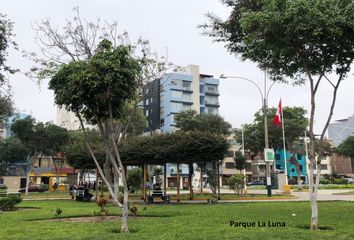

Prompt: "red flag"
[272,99,282,128]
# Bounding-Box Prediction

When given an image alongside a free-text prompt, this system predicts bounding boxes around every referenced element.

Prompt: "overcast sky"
[2,0,354,134]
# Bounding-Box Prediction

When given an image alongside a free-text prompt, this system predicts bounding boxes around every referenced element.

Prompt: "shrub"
[334,178,348,185]
[127,168,142,192]
[226,174,245,196]
[320,179,330,184]
[0,195,22,211]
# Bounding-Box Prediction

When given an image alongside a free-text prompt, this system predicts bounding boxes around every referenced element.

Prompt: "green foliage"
[0,14,16,83]
[175,110,231,136]
[127,168,142,192]
[54,207,62,218]
[227,174,245,196]
[0,96,13,122]
[235,106,308,154]
[0,195,22,211]
[120,131,229,164]
[203,0,354,81]
[0,137,27,164]
[63,130,105,170]
[234,151,245,170]
[49,39,141,122]
[337,136,354,172]
[10,117,69,157]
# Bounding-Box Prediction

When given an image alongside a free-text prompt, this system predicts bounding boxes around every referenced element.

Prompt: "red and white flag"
[272,99,282,128]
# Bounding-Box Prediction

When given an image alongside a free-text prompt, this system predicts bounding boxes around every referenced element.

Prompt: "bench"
[148,189,170,203]
[75,189,93,202]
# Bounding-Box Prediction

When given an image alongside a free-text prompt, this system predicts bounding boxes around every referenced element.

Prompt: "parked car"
[246,180,265,186]
[18,185,47,193]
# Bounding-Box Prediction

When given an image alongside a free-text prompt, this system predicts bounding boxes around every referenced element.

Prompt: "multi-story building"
[143,64,219,133]
[330,154,353,176]
[328,114,354,146]
[275,150,307,183]
[143,65,221,187]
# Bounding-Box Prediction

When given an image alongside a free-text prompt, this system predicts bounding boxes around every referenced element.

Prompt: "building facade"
[143,65,220,133]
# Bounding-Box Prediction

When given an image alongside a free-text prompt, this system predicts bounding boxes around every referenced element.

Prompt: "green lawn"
[0,200,353,240]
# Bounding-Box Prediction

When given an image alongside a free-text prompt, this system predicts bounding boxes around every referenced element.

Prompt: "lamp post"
[220,74,277,197]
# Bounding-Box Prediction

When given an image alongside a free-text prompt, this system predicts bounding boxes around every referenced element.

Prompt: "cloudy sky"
[2,0,354,134]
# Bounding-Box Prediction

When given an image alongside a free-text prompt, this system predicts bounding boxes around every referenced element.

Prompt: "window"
[207,107,218,114]
[206,85,218,93]
[182,81,191,90]
[172,90,182,98]
[206,96,218,104]
[172,102,183,112]
[171,79,181,86]
[227,150,234,157]
[320,164,328,170]
[225,162,235,169]
[182,93,192,101]
[145,110,149,117]
[182,104,191,111]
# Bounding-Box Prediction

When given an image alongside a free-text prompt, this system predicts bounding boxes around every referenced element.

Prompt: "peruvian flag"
[272,99,282,128]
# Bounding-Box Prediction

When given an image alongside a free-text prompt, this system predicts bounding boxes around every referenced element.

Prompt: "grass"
[290,184,354,190]
[333,191,354,195]
[0,200,353,239]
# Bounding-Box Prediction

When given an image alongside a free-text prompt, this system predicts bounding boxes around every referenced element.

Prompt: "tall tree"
[337,136,354,173]
[64,130,105,180]
[175,110,231,136]
[174,110,231,201]
[0,14,16,123]
[28,11,170,233]
[11,117,68,194]
[49,39,141,233]
[203,0,354,229]
[0,137,27,176]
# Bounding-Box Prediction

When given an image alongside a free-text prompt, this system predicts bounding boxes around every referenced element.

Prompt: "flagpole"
[280,99,288,185]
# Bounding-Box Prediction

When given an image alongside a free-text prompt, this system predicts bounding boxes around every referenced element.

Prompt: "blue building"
[142,65,220,183]
[275,149,307,182]
[143,65,219,133]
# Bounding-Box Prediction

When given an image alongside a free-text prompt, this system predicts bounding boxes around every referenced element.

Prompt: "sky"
[2,0,354,135]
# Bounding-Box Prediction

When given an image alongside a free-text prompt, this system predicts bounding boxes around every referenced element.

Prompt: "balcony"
[205,101,220,107]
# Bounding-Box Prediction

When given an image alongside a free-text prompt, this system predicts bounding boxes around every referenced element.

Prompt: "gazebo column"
[143,163,147,202]
[217,161,221,200]
[176,162,180,203]
[200,164,203,194]
[163,163,167,196]
[188,163,193,200]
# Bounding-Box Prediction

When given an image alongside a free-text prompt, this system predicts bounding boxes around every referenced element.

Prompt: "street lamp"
[220,73,277,197]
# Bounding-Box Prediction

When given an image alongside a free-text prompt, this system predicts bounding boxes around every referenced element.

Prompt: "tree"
[127,168,142,193]
[0,14,16,123]
[0,137,27,176]
[226,174,245,196]
[11,117,69,194]
[31,9,171,233]
[0,14,17,84]
[337,136,354,173]
[175,111,231,201]
[175,110,231,136]
[234,151,245,171]
[203,0,354,230]
[64,130,105,181]
[49,39,140,233]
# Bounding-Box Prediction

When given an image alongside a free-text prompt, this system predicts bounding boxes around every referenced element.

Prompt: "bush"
[0,195,22,211]
[127,168,142,192]
[226,174,245,196]
[0,185,7,190]
[334,178,348,185]
[320,179,330,184]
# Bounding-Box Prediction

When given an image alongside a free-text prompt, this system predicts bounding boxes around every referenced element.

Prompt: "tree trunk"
[25,156,34,195]
[121,188,129,233]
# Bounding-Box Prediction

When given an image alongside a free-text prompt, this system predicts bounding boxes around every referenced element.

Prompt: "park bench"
[75,186,93,202]
[148,189,170,203]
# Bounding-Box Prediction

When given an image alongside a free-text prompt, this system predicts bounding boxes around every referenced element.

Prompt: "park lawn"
[0,200,353,240]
